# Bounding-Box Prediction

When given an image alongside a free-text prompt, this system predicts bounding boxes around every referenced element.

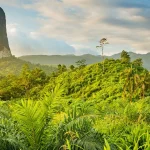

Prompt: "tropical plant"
[132,58,143,67]
[122,66,140,102]
[11,100,49,150]
[121,50,130,63]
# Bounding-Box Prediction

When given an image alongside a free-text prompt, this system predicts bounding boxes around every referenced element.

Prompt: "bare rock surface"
[0,7,12,58]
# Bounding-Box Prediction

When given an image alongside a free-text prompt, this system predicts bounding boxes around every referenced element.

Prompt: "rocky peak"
[0,7,12,58]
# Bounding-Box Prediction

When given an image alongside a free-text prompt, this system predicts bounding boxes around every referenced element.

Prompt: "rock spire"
[0,7,12,58]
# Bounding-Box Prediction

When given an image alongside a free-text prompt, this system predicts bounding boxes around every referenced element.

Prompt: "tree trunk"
[102,45,104,72]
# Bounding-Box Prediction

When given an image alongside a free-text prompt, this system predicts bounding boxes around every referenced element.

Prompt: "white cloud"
[71,44,90,50]
[6,23,76,56]
[23,0,149,53]
[0,0,22,7]
[2,0,150,55]
[7,23,19,36]
[29,32,40,39]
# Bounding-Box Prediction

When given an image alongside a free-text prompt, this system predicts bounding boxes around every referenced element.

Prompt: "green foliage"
[69,64,75,71]
[57,64,67,74]
[0,102,25,150]
[132,58,143,67]
[46,100,104,150]
[12,100,48,150]
[0,56,57,76]
[76,59,87,68]
[0,65,50,100]
[0,53,150,149]
[121,50,130,63]
[42,56,150,102]
[18,53,150,70]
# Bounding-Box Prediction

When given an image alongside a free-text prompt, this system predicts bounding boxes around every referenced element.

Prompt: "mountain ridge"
[18,52,150,70]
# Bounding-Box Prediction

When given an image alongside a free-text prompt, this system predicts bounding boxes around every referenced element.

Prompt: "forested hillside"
[0,51,150,150]
[19,52,150,70]
[0,56,57,76]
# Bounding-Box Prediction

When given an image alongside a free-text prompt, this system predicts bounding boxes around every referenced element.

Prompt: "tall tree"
[75,59,86,69]
[121,50,130,63]
[69,65,75,71]
[96,38,109,72]
[138,71,150,99]
[132,58,143,67]
[122,67,139,102]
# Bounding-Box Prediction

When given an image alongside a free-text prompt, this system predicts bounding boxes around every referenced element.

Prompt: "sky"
[0,0,150,56]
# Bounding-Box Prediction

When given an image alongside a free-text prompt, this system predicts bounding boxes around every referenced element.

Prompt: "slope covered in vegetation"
[0,51,150,150]
[42,52,150,102]
[0,56,57,76]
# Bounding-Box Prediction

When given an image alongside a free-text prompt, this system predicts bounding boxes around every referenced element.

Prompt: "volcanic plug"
[0,7,12,58]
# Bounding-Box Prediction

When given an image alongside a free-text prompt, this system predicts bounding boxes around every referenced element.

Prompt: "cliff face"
[0,7,12,58]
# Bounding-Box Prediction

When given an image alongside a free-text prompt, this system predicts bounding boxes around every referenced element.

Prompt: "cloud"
[24,0,149,53]
[7,23,76,56]
[0,0,22,7]
[2,0,150,55]
[7,23,18,36]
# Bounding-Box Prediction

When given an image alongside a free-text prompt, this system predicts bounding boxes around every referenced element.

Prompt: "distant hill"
[1,54,149,101]
[111,52,150,70]
[19,54,101,66]
[0,56,57,76]
[19,52,150,70]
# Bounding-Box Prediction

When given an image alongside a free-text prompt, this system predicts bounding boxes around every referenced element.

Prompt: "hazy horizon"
[17,51,150,57]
